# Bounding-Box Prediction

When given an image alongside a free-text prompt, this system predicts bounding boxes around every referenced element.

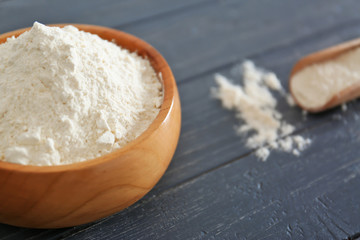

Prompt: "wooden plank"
[117,0,360,82]
[2,0,360,85]
[0,0,360,239]
[60,115,360,239]
[151,20,360,194]
[3,21,360,240]
[0,0,208,33]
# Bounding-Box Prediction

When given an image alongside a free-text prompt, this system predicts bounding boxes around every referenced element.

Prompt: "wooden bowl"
[0,24,181,228]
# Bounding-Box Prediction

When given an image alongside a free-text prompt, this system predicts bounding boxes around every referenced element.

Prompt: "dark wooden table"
[1,1,360,239]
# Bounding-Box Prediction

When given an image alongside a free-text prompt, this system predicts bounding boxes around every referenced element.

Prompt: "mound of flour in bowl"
[0,22,163,166]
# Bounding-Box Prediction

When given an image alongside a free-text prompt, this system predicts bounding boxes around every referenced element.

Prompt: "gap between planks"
[112,0,215,31]
[58,116,338,240]
[2,4,360,239]
[177,16,360,87]
[29,17,360,240]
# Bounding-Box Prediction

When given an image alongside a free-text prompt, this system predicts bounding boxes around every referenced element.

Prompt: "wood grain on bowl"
[0,24,181,228]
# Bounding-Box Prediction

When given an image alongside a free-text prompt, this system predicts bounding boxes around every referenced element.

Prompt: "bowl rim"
[0,23,176,173]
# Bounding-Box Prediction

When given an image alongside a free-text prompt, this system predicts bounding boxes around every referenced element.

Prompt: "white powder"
[342,103,347,112]
[255,147,270,162]
[291,47,360,109]
[212,61,311,161]
[286,94,296,107]
[263,72,282,91]
[0,22,162,166]
[293,136,312,151]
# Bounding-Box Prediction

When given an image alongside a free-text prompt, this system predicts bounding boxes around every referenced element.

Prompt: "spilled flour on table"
[212,61,311,161]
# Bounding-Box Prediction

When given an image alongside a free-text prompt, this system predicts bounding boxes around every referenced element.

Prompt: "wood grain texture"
[0,25,181,228]
[63,115,360,240]
[1,0,360,239]
[0,0,208,33]
[152,20,360,194]
[118,0,360,82]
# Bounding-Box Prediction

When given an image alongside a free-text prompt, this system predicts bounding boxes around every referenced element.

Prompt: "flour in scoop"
[291,47,360,109]
[212,61,311,161]
[0,22,163,166]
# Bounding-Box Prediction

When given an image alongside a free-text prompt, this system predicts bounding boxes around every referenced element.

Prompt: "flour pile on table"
[212,61,311,161]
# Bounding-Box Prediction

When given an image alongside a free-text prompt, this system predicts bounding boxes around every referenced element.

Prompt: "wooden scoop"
[289,38,360,113]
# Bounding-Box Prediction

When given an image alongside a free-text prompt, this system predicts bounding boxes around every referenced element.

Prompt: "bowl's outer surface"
[0,24,181,228]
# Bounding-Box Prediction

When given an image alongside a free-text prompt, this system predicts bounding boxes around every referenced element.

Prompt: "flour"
[263,72,282,91]
[255,147,270,162]
[291,47,360,109]
[342,103,347,112]
[286,94,296,107]
[212,61,311,161]
[0,22,163,166]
